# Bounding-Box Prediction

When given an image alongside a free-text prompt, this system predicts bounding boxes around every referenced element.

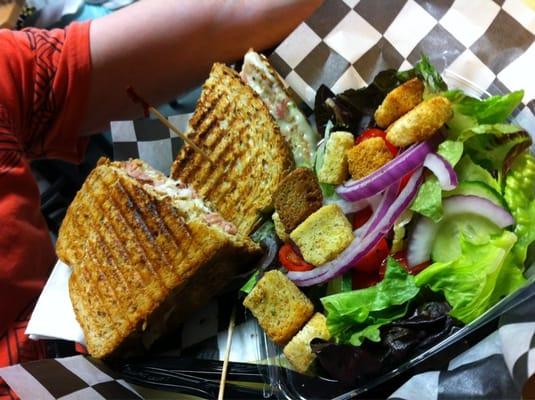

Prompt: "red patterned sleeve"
[0,22,92,162]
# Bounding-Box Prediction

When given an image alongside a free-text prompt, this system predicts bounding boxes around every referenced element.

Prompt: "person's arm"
[84,0,322,134]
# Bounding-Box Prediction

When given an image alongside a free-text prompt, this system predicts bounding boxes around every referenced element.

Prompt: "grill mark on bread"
[181,92,233,191]
[123,183,186,288]
[152,200,193,277]
[91,170,154,291]
[84,180,161,339]
[112,181,170,294]
[84,180,148,320]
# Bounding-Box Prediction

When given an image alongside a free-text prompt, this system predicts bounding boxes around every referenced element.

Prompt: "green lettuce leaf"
[465,130,532,176]
[455,155,501,192]
[437,140,464,166]
[397,54,447,95]
[240,271,259,295]
[321,258,419,345]
[444,89,524,130]
[410,177,443,222]
[415,230,524,323]
[504,153,535,269]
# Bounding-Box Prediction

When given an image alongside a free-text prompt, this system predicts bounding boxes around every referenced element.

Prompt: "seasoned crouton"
[272,212,289,241]
[290,204,353,266]
[386,96,452,147]
[243,270,314,345]
[374,78,424,128]
[317,131,354,185]
[283,313,331,373]
[273,167,323,233]
[346,137,394,180]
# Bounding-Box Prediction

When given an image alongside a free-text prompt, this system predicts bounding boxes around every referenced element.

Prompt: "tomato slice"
[398,173,412,194]
[352,237,390,273]
[278,243,314,272]
[355,128,398,157]
[352,207,373,230]
[352,270,381,289]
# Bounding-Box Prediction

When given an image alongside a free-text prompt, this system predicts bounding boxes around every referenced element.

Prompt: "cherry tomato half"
[355,128,398,157]
[352,207,373,230]
[352,237,390,274]
[352,270,381,290]
[278,243,314,272]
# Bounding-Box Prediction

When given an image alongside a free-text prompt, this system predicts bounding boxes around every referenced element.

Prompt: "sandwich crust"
[56,158,261,358]
[171,63,294,236]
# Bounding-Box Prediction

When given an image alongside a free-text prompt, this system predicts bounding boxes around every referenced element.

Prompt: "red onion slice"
[406,216,438,269]
[442,195,514,228]
[336,137,439,201]
[360,182,399,238]
[424,153,458,191]
[288,169,424,287]
[326,192,383,215]
[406,194,515,268]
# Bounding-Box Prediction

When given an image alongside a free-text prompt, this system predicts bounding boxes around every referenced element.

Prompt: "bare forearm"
[84,0,321,133]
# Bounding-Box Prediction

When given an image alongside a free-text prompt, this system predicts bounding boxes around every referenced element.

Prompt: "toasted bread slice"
[56,158,261,359]
[171,63,294,236]
[273,167,323,233]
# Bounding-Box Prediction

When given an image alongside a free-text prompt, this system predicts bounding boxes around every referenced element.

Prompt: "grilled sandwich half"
[171,63,294,236]
[56,158,261,359]
[240,50,319,168]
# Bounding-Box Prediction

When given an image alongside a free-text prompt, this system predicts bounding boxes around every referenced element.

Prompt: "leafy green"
[455,155,501,192]
[313,121,333,177]
[442,89,530,175]
[326,274,353,296]
[444,89,523,126]
[504,153,535,270]
[409,141,463,222]
[321,258,419,345]
[251,220,276,243]
[410,178,443,222]
[465,130,532,175]
[456,123,521,142]
[415,230,524,323]
[314,70,403,135]
[397,54,447,95]
[437,140,464,166]
[240,271,259,295]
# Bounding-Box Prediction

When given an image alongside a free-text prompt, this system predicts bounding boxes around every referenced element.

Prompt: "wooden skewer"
[218,303,236,400]
[126,86,214,164]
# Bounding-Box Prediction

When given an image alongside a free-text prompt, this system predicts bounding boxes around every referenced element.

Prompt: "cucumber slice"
[444,181,507,209]
[431,214,502,262]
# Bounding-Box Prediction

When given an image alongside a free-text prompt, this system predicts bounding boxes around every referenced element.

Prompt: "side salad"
[242,55,535,382]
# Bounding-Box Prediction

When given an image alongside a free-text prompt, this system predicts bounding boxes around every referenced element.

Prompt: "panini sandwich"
[56,158,261,359]
[171,63,294,236]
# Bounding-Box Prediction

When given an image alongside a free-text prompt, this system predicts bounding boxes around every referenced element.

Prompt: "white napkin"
[25,260,85,344]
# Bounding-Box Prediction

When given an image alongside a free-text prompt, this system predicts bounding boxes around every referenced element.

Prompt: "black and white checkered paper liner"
[0,356,142,400]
